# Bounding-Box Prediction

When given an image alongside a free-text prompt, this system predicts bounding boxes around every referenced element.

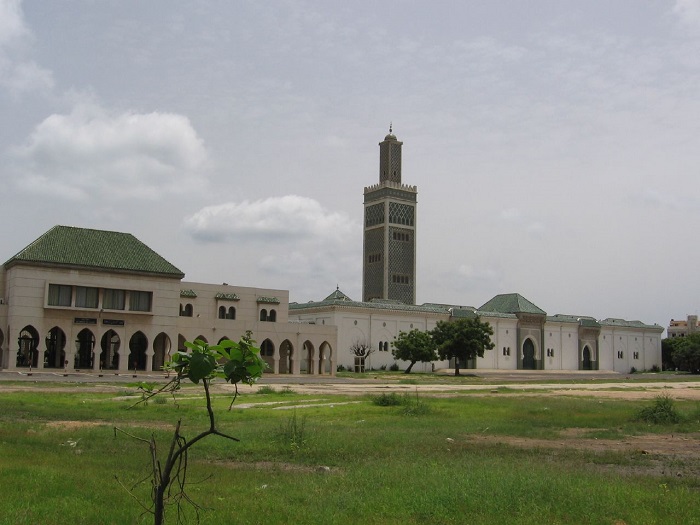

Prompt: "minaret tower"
[362,126,417,304]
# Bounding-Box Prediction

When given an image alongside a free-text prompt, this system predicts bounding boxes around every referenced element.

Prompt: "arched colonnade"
[1,326,334,376]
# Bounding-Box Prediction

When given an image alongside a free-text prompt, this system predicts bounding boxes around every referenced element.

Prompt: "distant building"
[291,128,663,373]
[667,315,699,338]
[290,290,663,373]
[0,226,336,375]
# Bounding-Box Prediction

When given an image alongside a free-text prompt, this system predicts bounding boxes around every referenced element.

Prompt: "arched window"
[180,304,193,317]
[218,306,226,319]
[227,306,236,320]
[260,309,267,322]
[261,339,274,357]
[269,309,277,322]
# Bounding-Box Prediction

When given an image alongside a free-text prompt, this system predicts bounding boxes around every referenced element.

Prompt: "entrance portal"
[582,346,592,370]
[522,338,536,370]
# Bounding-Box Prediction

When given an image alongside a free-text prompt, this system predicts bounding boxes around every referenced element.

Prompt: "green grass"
[1,386,700,524]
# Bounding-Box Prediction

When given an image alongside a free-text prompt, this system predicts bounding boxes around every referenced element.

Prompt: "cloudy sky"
[1,1,699,329]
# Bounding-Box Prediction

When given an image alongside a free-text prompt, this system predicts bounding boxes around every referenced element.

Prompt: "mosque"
[289,128,663,373]
[0,129,662,375]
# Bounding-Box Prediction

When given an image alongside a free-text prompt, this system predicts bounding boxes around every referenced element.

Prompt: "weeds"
[635,393,683,424]
[402,390,431,416]
[278,411,308,453]
[370,391,431,415]
[371,392,405,406]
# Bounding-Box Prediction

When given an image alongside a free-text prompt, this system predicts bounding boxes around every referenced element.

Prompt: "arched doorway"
[129,331,148,371]
[152,333,171,371]
[178,334,187,353]
[100,330,121,370]
[45,327,66,368]
[522,338,536,370]
[582,345,592,370]
[301,341,315,374]
[279,340,293,374]
[17,326,39,368]
[75,328,95,369]
[260,339,275,371]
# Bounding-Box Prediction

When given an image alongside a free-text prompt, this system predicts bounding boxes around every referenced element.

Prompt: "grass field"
[1,383,699,525]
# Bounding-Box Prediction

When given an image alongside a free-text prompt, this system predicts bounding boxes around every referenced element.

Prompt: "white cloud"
[0,0,27,45]
[10,103,209,200]
[184,195,357,242]
[184,195,362,300]
[0,0,54,94]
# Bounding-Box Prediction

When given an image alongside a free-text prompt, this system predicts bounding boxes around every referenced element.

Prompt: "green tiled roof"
[257,296,280,304]
[548,314,600,328]
[5,225,184,278]
[290,295,451,315]
[323,288,353,301]
[599,318,663,331]
[449,307,478,319]
[180,289,198,298]
[479,293,546,316]
[215,292,240,301]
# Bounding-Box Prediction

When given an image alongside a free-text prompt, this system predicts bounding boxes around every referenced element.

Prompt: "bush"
[629,366,637,374]
[371,392,405,406]
[379,364,387,371]
[337,364,346,372]
[389,363,400,372]
[635,393,683,424]
[650,364,661,373]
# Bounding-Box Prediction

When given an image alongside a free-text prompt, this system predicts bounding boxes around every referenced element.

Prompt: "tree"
[671,333,700,373]
[662,336,684,371]
[349,340,375,372]
[430,317,494,376]
[392,329,437,373]
[115,333,266,525]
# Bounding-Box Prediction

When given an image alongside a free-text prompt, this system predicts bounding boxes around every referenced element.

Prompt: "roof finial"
[389,122,393,134]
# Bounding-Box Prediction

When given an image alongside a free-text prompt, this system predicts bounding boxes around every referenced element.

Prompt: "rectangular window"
[75,286,99,308]
[48,284,72,306]
[129,291,152,312]
[103,288,125,310]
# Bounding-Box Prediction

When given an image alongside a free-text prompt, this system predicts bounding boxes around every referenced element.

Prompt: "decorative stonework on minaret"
[362,126,417,304]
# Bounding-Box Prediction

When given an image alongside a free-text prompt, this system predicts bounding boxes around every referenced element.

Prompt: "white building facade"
[290,291,663,373]
[0,226,336,376]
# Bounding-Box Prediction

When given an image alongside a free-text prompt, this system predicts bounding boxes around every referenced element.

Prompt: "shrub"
[371,392,405,406]
[379,364,387,370]
[629,366,637,374]
[389,363,400,372]
[635,393,683,424]
[650,364,661,373]
[337,364,346,372]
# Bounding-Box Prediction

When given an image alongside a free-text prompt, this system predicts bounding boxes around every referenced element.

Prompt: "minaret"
[362,126,417,304]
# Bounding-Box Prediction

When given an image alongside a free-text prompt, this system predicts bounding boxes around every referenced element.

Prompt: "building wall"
[290,307,445,371]
[0,265,336,375]
[292,306,662,373]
